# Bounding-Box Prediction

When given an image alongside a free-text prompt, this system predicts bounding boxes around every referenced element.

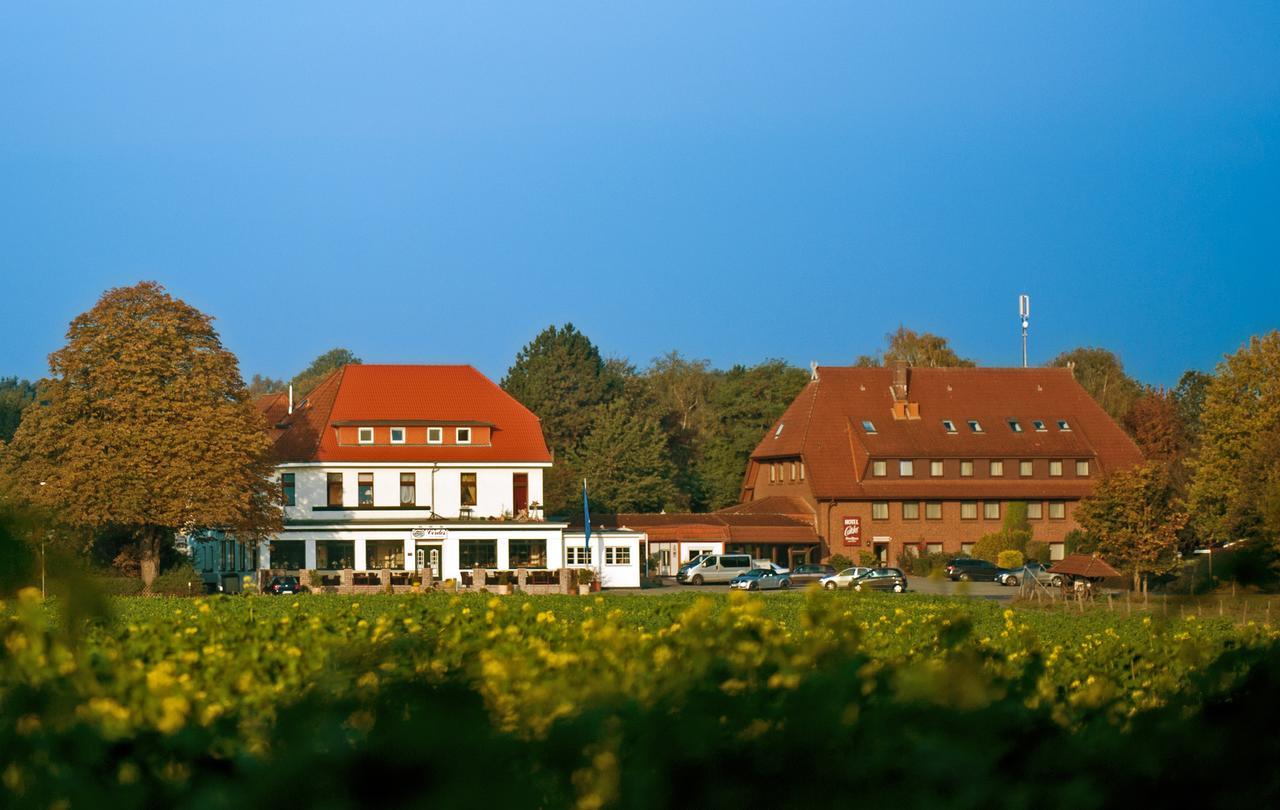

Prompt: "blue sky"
[2,2,1278,387]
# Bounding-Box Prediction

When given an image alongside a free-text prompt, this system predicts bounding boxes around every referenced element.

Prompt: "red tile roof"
[602,506,819,544]
[256,365,551,464]
[751,366,1143,500]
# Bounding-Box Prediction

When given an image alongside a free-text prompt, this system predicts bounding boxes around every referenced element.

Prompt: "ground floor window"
[316,541,354,570]
[508,539,547,568]
[926,542,943,555]
[605,546,631,565]
[566,546,592,565]
[688,547,713,561]
[271,541,306,571]
[459,539,497,569]
[1050,542,1066,560]
[366,540,404,570]
[960,542,975,556]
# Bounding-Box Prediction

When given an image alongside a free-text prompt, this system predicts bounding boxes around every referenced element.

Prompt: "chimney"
[891,362,909,401]
[809,361,819,382]
[890,362,921,420]
[288,384,294,415]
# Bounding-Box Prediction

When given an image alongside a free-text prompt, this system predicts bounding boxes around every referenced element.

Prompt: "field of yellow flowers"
[4,588,1280,808]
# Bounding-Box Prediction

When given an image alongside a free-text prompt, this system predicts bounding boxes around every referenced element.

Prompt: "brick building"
[742,364,1143,566]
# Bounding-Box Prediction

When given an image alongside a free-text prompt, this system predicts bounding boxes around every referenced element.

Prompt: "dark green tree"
[247,374,286,397]
[568,400,681,513]
[855,326,976,368]
[1048,347,1142,421]
[1173,369,1213,446]
[0,377,37,444]
[291,348,361,396]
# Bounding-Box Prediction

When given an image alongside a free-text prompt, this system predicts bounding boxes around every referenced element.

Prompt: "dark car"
[851,567,908,592]
[788,563,837,586]
[944,558,1001,582]
[264,575,304,595]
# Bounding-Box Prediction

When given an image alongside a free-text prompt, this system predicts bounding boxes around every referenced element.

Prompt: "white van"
[677,553,753,585]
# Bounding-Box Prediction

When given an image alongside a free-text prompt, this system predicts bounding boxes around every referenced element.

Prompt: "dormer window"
[968,420,983,433]
[861,420,877,434]
[1057,420,1071,431]
[456,427,472,444]
[427,427,443,444]
[942,420,957,434]
[1008,420,1022,433]
[1032,420,1047,432]
[358,427,374,444]
[390,427,406,444]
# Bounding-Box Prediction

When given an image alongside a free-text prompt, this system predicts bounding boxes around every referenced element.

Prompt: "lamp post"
[37,481,47,599]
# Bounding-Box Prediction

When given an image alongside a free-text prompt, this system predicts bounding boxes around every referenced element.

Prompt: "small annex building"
[741,364,1143,567]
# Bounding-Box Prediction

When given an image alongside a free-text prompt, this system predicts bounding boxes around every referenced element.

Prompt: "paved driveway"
[631,576,1014,600]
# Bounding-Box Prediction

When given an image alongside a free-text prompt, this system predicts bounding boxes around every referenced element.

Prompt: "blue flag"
[582,479,591,549]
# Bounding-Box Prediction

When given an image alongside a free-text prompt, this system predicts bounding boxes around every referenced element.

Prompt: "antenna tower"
[1018,294,1030,368]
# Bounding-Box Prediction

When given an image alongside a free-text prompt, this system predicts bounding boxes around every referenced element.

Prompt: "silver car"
[729,568,792,591]
[819,567,874,590]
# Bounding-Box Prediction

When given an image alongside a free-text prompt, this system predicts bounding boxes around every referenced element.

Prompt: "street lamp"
[37,481,47,599]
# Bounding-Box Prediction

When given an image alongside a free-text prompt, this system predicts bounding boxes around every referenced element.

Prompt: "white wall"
[562,531,645,588]
[281,465,548,520]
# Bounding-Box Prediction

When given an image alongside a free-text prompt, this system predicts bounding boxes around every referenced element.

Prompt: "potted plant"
[576,568,594,596]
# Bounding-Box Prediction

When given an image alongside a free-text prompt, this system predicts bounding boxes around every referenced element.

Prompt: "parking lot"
[630,576,1015,600]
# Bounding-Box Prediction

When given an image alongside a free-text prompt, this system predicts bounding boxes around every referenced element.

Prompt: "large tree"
[1173,369,1213,447]
[855,326,976,368]
[569,399,681,513]
[643,352,715,510]
[3,282,280,592]
[1048,347,1142,421]
[1123,388,1188,465]
[1188,332,1280,547]
[0,377,37,444]
[1076,461,1187,591]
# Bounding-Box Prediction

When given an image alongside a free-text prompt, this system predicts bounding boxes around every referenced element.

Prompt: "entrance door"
[416,545,443,580]
[873,541,889,566]
[513,473,529,514]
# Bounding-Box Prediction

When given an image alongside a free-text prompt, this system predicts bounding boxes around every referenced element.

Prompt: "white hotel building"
[254,364,641,588]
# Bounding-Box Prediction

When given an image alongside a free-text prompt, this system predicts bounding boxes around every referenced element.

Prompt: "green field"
[4,589,1280,808]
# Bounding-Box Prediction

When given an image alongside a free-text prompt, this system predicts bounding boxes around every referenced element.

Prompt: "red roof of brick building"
[750,366,1143,500]
[256,365,551,464]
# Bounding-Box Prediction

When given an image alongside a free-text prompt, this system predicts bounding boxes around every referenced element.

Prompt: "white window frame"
[899,460,914,477]
[1033,420,1047,432]
[1008,419,1022,433]
[942,420,957,434]
[968,420,984,433]
[456,427,472,444]
[605,546,631,566]
[566,546,593,565]
[357,427,374,445]
[1049,460,1063,477]
[389,427,406,444]
[1057,420,1071,431]
[427,427,443,444]
[990,460,1004,477]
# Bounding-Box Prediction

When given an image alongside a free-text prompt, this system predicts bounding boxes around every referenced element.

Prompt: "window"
[861,420,877,433]
[961,502,978,520]
[1049,460,1063,477]
[281,473,295,506]
[508,539,547,569]
[961,542,976,556]
[799,462,805,481]
[942,420,957,434]
[960,460,974,477]
[926,542,943,555]
[566,546,593,565]
[460,473,478,508]
[984,501,1000,520]
[872,460,887,477]
[925,501,942,520]
[456,427,472,444]
[791,462,798,481]
[1027,502,1043,519]
[390,427,406,444]
[872,502,889,520]
[400,472,416,507]
[968,420,984,433]
[990,460,1004,477]
[606,546,632,565]
[1048,501,1066,520]
[769,464,776,482]
[316,541,354,570]
[358,472,374,506]
[930,460,944,477]
[902,502,920,520]
[1076,460,1090,476]
[1032,420,1047,432]
[899,460,914,477]
[459,539,497,569]
[1020,460,1033,477]
[366,540,404,570]
[1057,420,1071,431]
[358,427,374,444]
[1008,419,1023,433]
[270,541,306,571]
[427,427,443,444]
[327,472,344,507]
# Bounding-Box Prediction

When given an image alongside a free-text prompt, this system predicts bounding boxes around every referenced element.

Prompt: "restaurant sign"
[842,517,861,546]
[412,527,449,540]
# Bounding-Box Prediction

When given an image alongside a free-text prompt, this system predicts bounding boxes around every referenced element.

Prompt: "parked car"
[264,575,304,595]
[729,568,792,591]
[755,560,792,575]
[997,562,1065,587]
[820,567,874,590]
[944,558,1001,582]
[677,553,754,585]
[851,567,908,592]
[787,563,837,586]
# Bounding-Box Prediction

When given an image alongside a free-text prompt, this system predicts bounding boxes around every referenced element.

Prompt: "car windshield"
[746,569,768,577]
[839,568,858,576]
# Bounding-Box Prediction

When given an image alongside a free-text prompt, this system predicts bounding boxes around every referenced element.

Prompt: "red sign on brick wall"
[842,516,861,546]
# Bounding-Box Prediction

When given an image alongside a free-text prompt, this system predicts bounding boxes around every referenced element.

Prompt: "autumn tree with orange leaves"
[3,282,280,592]
[1076,461,1187,592]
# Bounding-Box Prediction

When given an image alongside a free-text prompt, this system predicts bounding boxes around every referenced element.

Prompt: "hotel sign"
[412,527,449,540]
[842,517,861,546]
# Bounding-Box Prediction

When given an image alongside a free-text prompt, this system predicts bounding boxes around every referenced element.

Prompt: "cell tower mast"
[1019,294,1030,368]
